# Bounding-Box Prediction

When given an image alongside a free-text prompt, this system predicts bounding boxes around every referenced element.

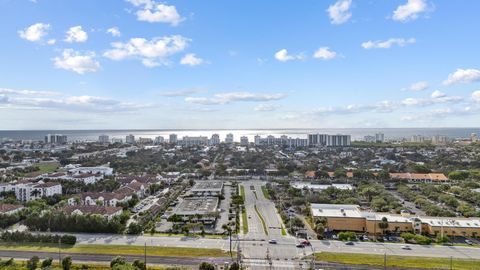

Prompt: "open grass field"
[24,162,60,177]
[315,252,480,270]
[0,243,229,258]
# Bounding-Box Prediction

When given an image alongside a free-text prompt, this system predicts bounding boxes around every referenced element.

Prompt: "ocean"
[0,128,479,142]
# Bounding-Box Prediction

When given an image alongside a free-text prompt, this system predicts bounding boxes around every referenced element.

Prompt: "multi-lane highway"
[4,180,480,269]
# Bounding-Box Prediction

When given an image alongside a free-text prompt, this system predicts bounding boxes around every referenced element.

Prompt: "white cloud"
[18,23,50,42]
[180,53,204,66]
[274,49,303,62]
[472,91,480,103]
[327,0,352,25]
[104,35,189,67]
[185,92,287,105]
[362,38,416,49]
[47,39,56,45]
[0,87,149,112]
[403,81,428,91]
[392,0,431,22]
[401,91,462,106]
[254,104,280,111]
[53,49,100,74]
[313,47,338,60]
[443,68,480,86]
[64,26,88,43]
[127,0,183,26]
[106,27,121,37]
[160,88,204,97]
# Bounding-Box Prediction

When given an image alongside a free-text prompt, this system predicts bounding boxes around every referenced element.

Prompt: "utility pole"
[144,242,147,270]
[58,238,62,266]
[450,256,453,270]
[384,252,387,270]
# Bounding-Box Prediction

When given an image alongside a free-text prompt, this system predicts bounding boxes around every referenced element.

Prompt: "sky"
[0,0,480,130]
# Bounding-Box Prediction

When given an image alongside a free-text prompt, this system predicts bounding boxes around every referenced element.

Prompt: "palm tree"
[378,217,389,235]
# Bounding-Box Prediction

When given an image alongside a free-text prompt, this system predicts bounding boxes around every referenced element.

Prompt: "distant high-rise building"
[44,134,67,144]
[98,134,110,143]
[308,134,350,147]
[364,135,376,143]
[432,135,447,145]
[154,136,164,144]
[209,134,220,145]
[240,136,249,146]
[254,135,261,146]
[375,133,385,143]
[169,134,178,144]
[138,137,153,144]
[225,133,234,144]
[471,133,478,142]
[180,136,208,146]
[125,134,135,144]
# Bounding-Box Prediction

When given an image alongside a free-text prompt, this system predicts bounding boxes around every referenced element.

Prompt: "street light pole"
[144,242,147,269]
[58,238,61,266]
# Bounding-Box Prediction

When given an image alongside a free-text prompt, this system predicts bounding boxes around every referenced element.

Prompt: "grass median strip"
[254,204,268,235]
[315,252,480,270]
[261,186,270,199]
[0,243,229,258]
[242,207,249,234]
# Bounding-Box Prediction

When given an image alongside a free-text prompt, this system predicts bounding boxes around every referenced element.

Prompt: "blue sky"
[1,0,480,129]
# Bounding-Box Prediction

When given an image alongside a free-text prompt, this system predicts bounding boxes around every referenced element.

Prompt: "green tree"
[62,256,72,270]
[199,262,215,270]
[111,256,127,268]
[41,257,53,268]
[26,256,39,270]
[378,217,389,234]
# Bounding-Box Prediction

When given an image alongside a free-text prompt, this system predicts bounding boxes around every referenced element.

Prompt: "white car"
[465,240,473,245]
[268,239,277,244]
[401,245,412,250]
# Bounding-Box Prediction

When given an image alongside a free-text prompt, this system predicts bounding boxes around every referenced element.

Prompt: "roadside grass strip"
[254,204,268,235]
[0,243,229,258]
[315,252,480,270]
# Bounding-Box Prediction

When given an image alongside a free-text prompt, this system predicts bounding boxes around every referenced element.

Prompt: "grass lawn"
[0,260,180,270]
[242,208,249,234]
[254,204,268,235]
[261,186,270,199]
[315,252,480,270]
[0,243,229,258]
[24,162,60,177]
[281,225,287,236]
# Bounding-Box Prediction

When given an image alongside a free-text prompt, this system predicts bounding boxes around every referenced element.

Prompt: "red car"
[300,240,311,246]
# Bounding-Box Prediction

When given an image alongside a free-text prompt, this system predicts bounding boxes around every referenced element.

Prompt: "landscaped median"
[0,243,231,258]
[315,252,480,270]
[254,204,268,235]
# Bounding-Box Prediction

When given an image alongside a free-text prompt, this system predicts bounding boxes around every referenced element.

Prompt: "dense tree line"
[25,211,128,234]
[0,231,76,245]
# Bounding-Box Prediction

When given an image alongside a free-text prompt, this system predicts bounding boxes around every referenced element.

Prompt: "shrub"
[338,231,357,241]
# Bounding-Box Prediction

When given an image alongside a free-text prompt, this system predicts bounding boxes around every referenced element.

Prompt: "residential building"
[14,181,62,202]
[98,134,110,143]
[138,137,153,144]
[180,136,208,146]
[44,134,67,144]
[375,133,385,143]
[125,134,135,144]
[240,136,249,146]
[308,134,351,147]
[0,204,24,215]
[225,133,234,144]
[432,135,448,145]
[154,136,164,144]
[209,134,220,145]
[169,134,178,144]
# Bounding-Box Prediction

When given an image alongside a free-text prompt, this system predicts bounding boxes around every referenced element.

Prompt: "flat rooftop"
[311,204,363,218]
[291,182,353,191]
[174,197,219,215]
[191,181,223,191]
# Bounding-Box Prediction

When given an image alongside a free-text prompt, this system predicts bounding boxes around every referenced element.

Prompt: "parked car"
[296,243,305,248]
[345,241,354,245]
[268,239,277,244]
[465,239,473,245]
[300,240,311,246]
[401,245,411,250]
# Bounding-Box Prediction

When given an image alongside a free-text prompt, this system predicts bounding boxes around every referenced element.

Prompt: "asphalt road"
[0,250,229,267]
